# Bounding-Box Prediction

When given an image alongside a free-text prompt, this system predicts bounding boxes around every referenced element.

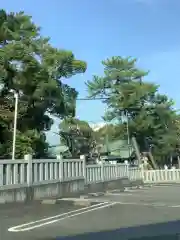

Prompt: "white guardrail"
[1,154,180,188]
[86,163,129,183]
[0,157,85,186]
[143,169,180,183]
[0,155,131,187]
[127,168,180,184]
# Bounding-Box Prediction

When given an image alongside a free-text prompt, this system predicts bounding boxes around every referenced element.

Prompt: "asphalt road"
[1,184,180,240]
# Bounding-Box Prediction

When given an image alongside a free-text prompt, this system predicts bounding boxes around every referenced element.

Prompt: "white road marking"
[8,202,117,232]
[124,189,142,192]
[116,201,180,208]
[105,193,133,196]
[153,185,180,188]
[8,202,106,232]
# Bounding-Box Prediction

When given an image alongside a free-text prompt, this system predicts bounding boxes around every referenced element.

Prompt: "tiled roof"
[99,140,134,158]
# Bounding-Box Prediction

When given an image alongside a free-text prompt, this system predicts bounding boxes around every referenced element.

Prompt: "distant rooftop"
[100,139,134,158]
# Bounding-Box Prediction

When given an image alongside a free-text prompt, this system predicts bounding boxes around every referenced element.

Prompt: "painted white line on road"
[124,189,142,192]
[153,185,180,188]
[105,191,155,197]
[170,205,180,208]
[116,201,180,208]
[8,202,116,232]
[8,202,106,232]
[105,193,133,196]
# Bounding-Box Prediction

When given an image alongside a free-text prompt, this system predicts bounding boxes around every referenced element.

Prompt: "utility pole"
[125,111,131,159]
[12,92,18,160]
[104,105,109,155]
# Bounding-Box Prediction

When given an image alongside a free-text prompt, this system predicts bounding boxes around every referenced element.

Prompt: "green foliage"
[94,124,117,142]
[0,9,86,159]
[59,118,96,157]
[86,56,148,98]
[1,9,179,163]
[86,56,180,163]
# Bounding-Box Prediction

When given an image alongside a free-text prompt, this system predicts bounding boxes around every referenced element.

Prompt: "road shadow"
[53,219,180,240]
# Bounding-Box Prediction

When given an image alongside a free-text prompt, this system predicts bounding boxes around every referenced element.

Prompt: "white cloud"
[90,122,106,131]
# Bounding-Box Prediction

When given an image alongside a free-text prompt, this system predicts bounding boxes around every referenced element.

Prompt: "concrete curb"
[106,188,125,194]
[144,184,153,188]
[41,198,102,207]
[127,185,143,190]
[0,199,6,204]
[129,179,144,187]
[87,192,105,197]
[39,178,145,206]
[40,199,57,204]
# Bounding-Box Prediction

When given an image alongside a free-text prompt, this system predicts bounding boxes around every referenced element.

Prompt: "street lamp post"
[12,92,18,160]
[125,111,131,159]
[103,105,109,154]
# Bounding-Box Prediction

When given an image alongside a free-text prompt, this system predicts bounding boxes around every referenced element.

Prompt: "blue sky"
[2,0,180,145]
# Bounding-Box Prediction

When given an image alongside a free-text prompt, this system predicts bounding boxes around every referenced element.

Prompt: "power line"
[77,97,109,101]
[76,98,178,111]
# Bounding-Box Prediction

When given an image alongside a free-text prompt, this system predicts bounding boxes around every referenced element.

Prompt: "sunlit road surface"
[1,184,180,240]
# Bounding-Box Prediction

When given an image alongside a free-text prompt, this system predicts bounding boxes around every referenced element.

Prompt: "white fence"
[1,155,180,188]
[86,163,129,184]
[143,169,180,183]
[128,167,142,181]
[0,156,130,188]
[85,166,180,184]
[0,157,85,187]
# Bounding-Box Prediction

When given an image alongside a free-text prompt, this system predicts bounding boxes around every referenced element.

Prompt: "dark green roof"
[100,140,134,158]
[49,140,134,158]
